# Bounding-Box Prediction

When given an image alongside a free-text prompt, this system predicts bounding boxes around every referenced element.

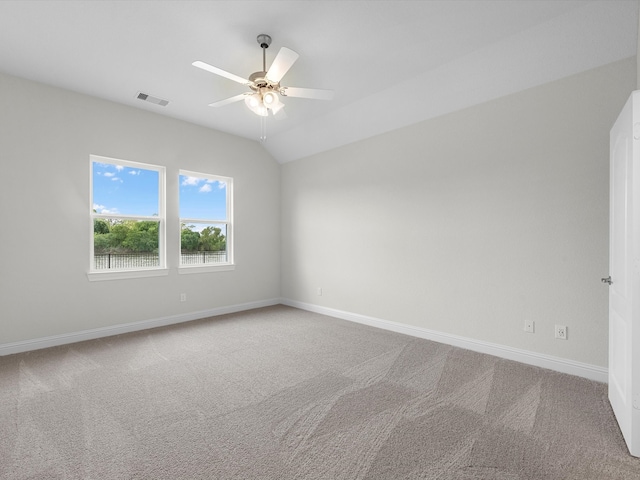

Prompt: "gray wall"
[0,72,280,345]
[281,57,636,368]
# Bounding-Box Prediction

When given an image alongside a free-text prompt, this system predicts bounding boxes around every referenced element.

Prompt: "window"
[179,170,233,271]
[89,155,166,279]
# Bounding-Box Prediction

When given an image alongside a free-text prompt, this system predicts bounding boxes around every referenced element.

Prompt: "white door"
[608,90,640,457]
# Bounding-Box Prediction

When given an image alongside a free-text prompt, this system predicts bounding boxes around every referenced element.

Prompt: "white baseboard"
[0,298,281,356]
[2,298,609,384]
[281,298,608,384]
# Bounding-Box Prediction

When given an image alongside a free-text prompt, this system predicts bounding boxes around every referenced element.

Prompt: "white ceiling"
[0,1,637,163]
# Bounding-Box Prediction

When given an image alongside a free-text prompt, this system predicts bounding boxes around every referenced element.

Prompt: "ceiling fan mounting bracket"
[256,34,271,49]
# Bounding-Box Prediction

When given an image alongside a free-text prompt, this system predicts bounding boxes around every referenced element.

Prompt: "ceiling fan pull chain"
[259,115,267,143]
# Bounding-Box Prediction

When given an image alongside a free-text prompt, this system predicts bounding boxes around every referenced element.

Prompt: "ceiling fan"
[193,34,334,120]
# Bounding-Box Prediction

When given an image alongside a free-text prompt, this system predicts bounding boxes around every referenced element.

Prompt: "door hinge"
[601,276,612,285]
[634,123,640,140]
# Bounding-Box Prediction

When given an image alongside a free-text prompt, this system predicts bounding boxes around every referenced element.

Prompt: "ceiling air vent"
[136,92,169,107]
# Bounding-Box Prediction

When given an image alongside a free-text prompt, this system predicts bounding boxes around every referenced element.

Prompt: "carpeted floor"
[1,305,639,479]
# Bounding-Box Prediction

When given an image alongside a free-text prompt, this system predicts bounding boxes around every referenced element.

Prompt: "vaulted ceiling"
[0,1,636,163]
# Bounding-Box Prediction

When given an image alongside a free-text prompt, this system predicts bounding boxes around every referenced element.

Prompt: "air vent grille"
[136,92,169,107]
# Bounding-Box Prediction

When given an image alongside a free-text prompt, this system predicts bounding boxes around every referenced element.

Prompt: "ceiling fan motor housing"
[248,71,280,94]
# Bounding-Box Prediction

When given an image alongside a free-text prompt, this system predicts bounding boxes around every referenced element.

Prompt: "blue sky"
[179,174,227,220]
[92,162,227,220]
[92,162,159,216]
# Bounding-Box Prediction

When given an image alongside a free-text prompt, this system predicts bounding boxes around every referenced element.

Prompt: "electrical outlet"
[524,320,535,333]
[555,325,567,340]
[180,293,187,302]
[317,287,322,296]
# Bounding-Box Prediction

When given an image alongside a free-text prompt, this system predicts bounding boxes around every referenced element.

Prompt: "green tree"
[110,222,131,248]
[122,221,159,252]
[199,226,226,251]
[181,224,200,252]
[93,219,110,234]
[94,233,112,253]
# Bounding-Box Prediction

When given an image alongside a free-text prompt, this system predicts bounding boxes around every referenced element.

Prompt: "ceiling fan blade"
[266,47,299,83]
[208,93,248,108]
[192,61,250,85]
[281,87,334,101]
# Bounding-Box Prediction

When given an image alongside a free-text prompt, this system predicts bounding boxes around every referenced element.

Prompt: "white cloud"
[93,203,119,214]
[129,170,140,175]
[103,172,115,177]
[115,165,124,172]
[111,177,122,183]
[182,176,225,190]
[182,176,202,186]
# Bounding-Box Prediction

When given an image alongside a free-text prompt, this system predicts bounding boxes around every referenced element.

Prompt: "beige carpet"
[1,305,639,479]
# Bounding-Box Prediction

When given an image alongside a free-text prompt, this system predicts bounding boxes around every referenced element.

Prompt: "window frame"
[88,154,167,281]
[178,169,234,274]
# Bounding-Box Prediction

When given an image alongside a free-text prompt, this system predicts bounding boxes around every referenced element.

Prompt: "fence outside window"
[94,251,227,270]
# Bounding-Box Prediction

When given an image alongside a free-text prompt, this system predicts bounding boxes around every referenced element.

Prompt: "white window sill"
[87,268,169,282]
[178,264,235,275]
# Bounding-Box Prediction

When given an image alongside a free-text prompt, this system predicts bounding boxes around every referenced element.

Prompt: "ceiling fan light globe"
[246,94,261,109]
[263,91,278,106]
[270,102,285,115]
[245,93,267,116]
